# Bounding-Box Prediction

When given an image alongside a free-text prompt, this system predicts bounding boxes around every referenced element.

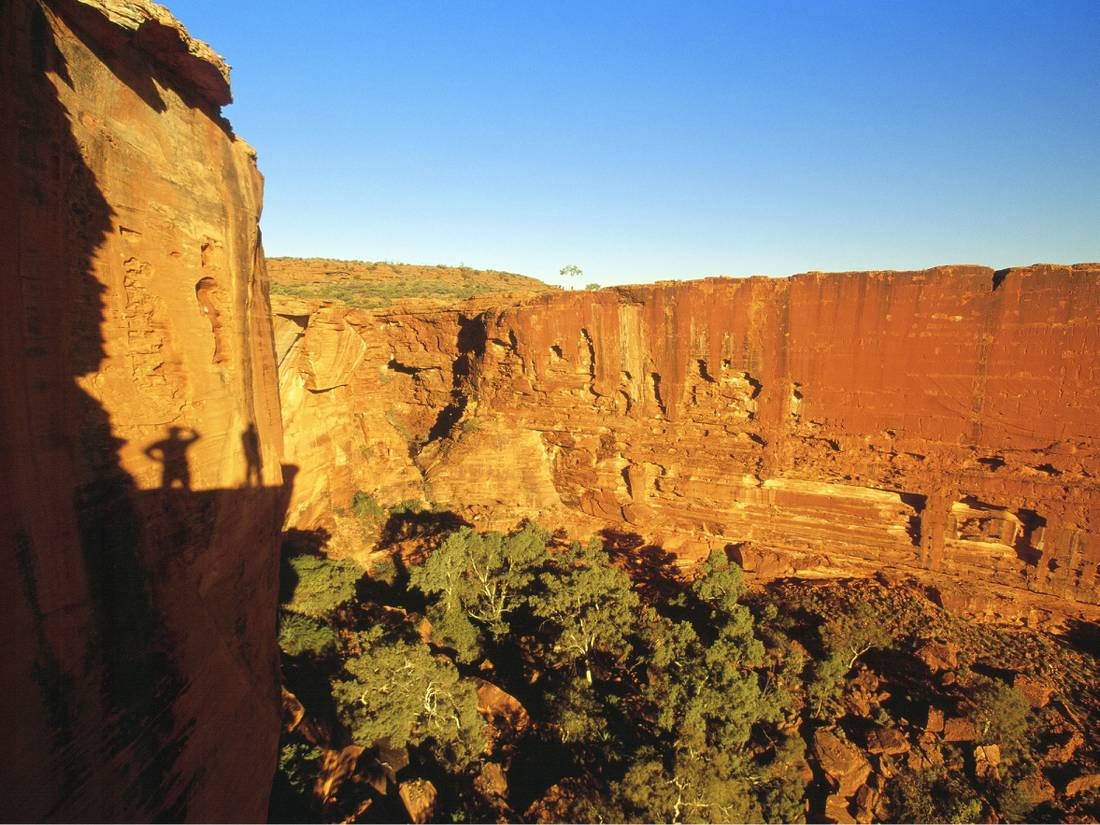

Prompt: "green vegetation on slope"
[267,257,552,308]
[271,515,1100,824]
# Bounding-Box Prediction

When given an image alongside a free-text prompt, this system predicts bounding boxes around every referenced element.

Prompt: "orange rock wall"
[1,1,285,819]
[280,266,1100,618]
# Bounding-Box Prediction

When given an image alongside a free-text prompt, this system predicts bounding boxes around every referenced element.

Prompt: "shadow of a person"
[144,427,201,489]
[241,423,262,487]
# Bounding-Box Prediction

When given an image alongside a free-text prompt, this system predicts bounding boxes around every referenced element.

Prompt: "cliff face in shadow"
[1,1,287,820]
[276,265,1100,628]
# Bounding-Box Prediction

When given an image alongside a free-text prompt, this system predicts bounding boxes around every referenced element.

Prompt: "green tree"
[887,765,983,824]
[410,523,550,660]
[808,600,896,719]
[758,735,809,824]
[560,264,583,286]
[614,749,761,824]
[282,554,364,617]
[278,611,338,658]
[543,675,614,748]
[532,539,639,684]
[350,490,386,522]
[278,741,324,798]
[331,628,484,772]
[641,560,772,752]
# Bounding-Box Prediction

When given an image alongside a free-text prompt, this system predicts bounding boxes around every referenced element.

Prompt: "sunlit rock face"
[1,0,285,820]
[279,265,1100,625]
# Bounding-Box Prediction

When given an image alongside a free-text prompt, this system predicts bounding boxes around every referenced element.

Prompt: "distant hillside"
[268,257,554,308]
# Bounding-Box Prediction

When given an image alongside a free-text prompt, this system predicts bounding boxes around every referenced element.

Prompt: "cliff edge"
[1,1,286,820]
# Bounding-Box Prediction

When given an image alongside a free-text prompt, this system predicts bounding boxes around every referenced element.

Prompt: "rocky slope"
[2,1,285,820]
[276,265,1100,626]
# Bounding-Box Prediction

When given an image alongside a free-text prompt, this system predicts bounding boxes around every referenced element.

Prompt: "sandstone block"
[943,717,978,742]
[915,641,959,673]
[1013,673,1054,709]
[1066,773,1100,798]
[866,727,910,755]
[813,730,872,797]
[399,779,438,824]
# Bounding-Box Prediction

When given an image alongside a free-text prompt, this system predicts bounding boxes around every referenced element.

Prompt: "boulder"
[943,717,978,742]
[915,641,958,672]
[907,733,945,772]
[315,745,366,807]
[399,779,438,824]
[282,686,305,733]
[923,706,945,733]
[866,727,910,756]
[1013,673,1054,709]
[476,762,509,799]
[813,730,872,798]
[1017,772,1056,806]
[1044,728,1084,764]
[1066,773,1100,798]
[853,784,878,825]
[525,776,600,823]
[824,793,857,824]
[476,678,531,752]
[973,744,1001,779]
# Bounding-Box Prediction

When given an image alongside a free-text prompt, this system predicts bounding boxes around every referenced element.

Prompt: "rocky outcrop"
[278,265,1100,622]
[1,1,285,820]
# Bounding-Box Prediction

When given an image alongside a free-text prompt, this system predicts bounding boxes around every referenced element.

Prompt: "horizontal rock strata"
[278,265,1100,623]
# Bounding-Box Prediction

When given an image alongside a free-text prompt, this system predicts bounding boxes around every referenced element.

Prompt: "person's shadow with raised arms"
[144,426,201,490]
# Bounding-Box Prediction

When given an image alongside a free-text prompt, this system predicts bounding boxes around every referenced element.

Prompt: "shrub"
[585,283,601,290]
[969,677,1033,757]
[278,742,324,798]
[351,491,386,522]
[282,554,364,617]
[278,611,338,658]
[390,499,424,516]
[887,766,983,823]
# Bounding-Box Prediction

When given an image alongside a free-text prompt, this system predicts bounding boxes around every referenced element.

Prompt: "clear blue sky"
[171,1,1098,287]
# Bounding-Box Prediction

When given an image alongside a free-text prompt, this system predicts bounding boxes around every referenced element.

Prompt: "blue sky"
[171,1,1099,287]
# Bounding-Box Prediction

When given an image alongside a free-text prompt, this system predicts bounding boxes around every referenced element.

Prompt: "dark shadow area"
[144,426,201,489]
[2,6,292,820]
[1063,618,1100,659]
[242,423,263,486]
[379,506,470,547]
[899,492,927,547]
[1014,508,1045,566]
[426,314,487,443]
[599,528,686,601]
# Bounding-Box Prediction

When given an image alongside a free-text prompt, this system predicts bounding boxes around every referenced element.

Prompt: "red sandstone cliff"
[1,1,285,820]
[277,265,1100,625]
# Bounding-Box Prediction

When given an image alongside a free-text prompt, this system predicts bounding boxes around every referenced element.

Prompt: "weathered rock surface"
[398,778,438,824]
[277,265,1100,621]
[2,1,285,820]
[813,730,872,798]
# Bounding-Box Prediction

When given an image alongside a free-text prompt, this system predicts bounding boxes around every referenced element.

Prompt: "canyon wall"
[278,264,1100,624]
[1,1,286,820]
